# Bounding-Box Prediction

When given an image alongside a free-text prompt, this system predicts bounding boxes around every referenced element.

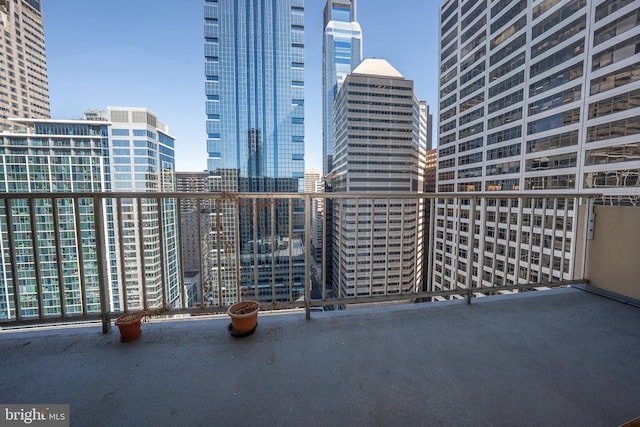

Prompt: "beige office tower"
[0,0,50,128]
[330,59,428,298]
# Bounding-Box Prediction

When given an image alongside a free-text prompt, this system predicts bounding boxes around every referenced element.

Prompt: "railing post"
[94,195,111,333]
[580,196,595,281]
[465,196,477,305]
[305,195,312,320]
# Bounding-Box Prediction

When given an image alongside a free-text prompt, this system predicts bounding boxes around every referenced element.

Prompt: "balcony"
[1,287,639,426]
[0,191,639,424]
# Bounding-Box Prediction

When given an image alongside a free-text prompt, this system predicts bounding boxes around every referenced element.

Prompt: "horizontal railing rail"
[0,191,598,331]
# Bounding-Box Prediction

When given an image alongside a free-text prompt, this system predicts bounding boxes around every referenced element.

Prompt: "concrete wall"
[585,206,640,301]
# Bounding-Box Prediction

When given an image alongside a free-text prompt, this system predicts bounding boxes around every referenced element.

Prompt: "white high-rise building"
[0,108,181,320]
[434,0,640,293]
[323,0,363,176]
[331,58,427,297]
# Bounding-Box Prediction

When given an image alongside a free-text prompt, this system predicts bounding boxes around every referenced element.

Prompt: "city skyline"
[42,0,440,173]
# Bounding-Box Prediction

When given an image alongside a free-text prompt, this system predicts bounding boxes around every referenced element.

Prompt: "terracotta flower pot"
[228,300,260,335]
[115,312,143,342]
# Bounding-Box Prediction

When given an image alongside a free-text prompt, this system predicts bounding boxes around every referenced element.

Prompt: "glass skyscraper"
[204,0,305,183]
[322,0,362,176]
[203,0,306,304]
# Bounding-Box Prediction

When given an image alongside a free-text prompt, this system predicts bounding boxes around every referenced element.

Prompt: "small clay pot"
[227,301,260,335]
[115,312,143,342]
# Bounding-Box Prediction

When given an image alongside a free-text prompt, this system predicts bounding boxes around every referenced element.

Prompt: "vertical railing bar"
[515,197,524,289]
[137,197,149,310]
[443,197,450,293]
[354,197,360,299]
[234,197,241,303]
[465,197,477,304]
[454,197,462,293]
[413,196,420,294]
[321,194,327,300]
[73,197,88,317]
[502,199,510,287]
[116,197,128,314]
[288,198,294,303]
[156,197,168,310]
[579,196,592,281]
[526,198,534,283]
[28,197,44,319]
[214,198,223,307]
[337,198,343,300]
[491,199,499,292]
[177,197,187,309]
[6,198,22,321]
[479,197,488,291]
[399,198,405,296]
[200,198,210,308]
[93,195,111,333]
[270,198,276,304]
[426,196,435,294]
[304,195,312,320]
[384,198,390,296]
[252,198,259,301]
[561,197,570,281]
[51,197,67,318]
[368,198,374,297]
[550,197,559,284]
[539,197,547,283]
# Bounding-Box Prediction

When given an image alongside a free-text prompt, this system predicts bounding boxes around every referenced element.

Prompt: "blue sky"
[43,1,440,172]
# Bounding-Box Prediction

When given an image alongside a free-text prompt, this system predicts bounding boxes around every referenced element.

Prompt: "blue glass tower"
[203,0,306,304]
[323,0,362,176]
[204,0,305,186]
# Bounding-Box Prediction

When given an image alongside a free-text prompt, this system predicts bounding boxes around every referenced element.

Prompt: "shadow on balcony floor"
[1,288,639,427]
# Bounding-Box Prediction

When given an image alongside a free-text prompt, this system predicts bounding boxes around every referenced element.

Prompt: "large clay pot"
[115,312,143,342]
[227,300,260,335]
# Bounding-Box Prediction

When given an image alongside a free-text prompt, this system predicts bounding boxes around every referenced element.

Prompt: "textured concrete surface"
[1,288,639,427]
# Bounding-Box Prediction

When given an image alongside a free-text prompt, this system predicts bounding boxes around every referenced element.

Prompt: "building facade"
[323,0,363,176]
[305,169,324,261]
[204,0,306,304]
[434,0,640,294]
[176,171,212,306]
[0,108,181,320]
[0,0,50,128]
[330,59,427,297]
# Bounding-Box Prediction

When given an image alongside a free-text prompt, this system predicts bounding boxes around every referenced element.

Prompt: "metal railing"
[0,191,596,332]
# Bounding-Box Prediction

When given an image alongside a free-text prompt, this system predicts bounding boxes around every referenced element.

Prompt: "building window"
[587,115,640,142]
[528,85,581,116]
[531,15,586,59]
[525,175,576,190]
[588,88,640,119]
[584,169,640,188]
[590,62,640,95]
[527,108,581,135]
[593,8,640,46]
[585,143,640,166]
[530,40,585,79]
[592,33,640,72]
[595,0,636,22]
[527,130,579,153]
[526,152,577,171]
[529,61,583,97]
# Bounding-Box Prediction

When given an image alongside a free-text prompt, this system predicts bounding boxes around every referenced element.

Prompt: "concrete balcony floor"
[1,288,639,427]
